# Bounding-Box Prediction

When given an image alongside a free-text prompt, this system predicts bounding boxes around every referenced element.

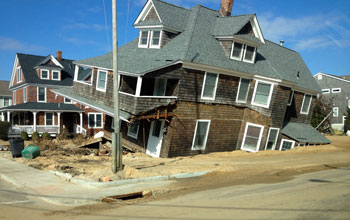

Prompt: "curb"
[52,170,212,188]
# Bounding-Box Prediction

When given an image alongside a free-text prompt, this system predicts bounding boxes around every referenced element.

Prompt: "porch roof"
[281,122,331,144]
[0,102,84,113]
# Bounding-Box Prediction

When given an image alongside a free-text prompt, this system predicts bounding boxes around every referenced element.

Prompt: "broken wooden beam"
[102,191,152,202]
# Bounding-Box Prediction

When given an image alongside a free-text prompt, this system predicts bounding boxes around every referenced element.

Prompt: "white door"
[146,120,165,157]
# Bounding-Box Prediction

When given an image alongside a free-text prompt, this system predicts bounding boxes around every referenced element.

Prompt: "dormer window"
[230,42,256,64]
[52,70,60,81]
[138,30,162,49]
[40,69,49,79]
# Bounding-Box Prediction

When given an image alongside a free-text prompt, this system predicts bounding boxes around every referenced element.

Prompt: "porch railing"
[10,125,59,134]
[76,125,87,136]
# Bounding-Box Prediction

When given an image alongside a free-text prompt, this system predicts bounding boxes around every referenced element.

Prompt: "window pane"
[193,121,209,149]
[64,98,71,103]
[254,82,271,105]
[232,42,243,59]
[4,98,9,106]
[38,87,45,101]
[97,71,107,89]
[202,73,217,98]
[96,114,102,127]
[89,114,95,127]
[266,129,278,150]
[152,121,162,137]
[244,45,255,61]
[242,125,262,151]
[141,31,148,45]
[237,79,250,102]
[53,71,59,79]
[301,95,311,113]
[46,113,53,126]
[281,141,293,151]
[152,31,160,46]
[153,79,167,96]
[128,122,139,137]
[42,70,48,78]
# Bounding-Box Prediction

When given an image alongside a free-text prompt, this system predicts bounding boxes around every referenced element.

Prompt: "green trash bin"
[22,145,40,159]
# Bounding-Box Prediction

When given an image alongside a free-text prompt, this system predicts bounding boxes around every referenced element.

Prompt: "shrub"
[21,131,29,140]
[42,132,51,140]
[73,133,85,145]
[0,121,10,140]
[32,131,39,142]
[344,107,350,133]
[57,127,69,140]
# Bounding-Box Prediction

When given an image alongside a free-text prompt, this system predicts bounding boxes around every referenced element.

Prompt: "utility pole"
[112,0,122,173]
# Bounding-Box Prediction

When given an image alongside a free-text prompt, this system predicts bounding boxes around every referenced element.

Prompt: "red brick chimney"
[219,0,234,16]
[56,50,62,61]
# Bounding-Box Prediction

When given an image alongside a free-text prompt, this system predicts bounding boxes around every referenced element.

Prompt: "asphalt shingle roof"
[0,81,11,96]
[75,1,320,93]
[281,122,331,144]
[12,53,75,89]
[0,102,83,112]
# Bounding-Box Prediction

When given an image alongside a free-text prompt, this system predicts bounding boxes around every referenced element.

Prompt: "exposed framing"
[37,87,47,103]
[40,69,49,80]
[127,121,140,139]
[251,80,274,108]
[279,139,295,151]
[191,120,211,150]
[241,122,264,152]
[236,78,250,103]
[300,94,312,115]
[200,72,219,100]
[96,69,108,92]
[264,127,280,150]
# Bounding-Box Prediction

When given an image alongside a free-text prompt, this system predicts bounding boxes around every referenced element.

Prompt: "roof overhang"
[214,35,264,47]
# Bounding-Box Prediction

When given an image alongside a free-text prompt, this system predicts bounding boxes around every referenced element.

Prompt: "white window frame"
[127,121,140,139]
[287,90,294,106]
[201,72,219,101]
[13,91,16,105]
[52,70,61,81]
[88,113,103,129]
[96,70,108,92]
[45,112,55,126]
[317,74,322,80]
[300,94,312,115]
[150,30,162,49]
[23,87,27,103]
[16,66,22,83]
[37,87,47,103]
[348,100,350,109]
[241,122,264,152]
[191,120,211,150]
[332,88,341,93]
[138,30,150,48]
[251,80,274,108]
[264,127,280,150]
[236,78,250,103]
[3,97,10,107]
[242,45,257,64]
[279,139,295,151]
[230,42,244,61]
[333,107,339,117]
[64,97,72,104]
[40,69,49,79]
[322,89,330,94]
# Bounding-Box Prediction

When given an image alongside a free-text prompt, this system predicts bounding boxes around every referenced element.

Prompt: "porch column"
[7,111,10,122]
[57,112,61,134]
[1,112,3,121]
[135,77,142,97]
[79,112,83,134]
[33,112,37,132]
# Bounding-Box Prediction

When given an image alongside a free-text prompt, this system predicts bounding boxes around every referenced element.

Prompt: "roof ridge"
[153,0,190,11]
[183,6,202,61]
[217,14,254,18]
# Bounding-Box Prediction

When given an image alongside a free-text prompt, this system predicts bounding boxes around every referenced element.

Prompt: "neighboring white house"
[0,80,12,121]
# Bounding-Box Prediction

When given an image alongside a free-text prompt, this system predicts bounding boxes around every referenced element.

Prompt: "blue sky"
[0,0,349,81]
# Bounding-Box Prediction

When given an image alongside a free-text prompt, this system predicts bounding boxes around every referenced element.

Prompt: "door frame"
[146,120,165,157]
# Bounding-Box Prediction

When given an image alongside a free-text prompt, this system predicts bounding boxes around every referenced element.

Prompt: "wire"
[125,0,131,45]
[102,0,111,52]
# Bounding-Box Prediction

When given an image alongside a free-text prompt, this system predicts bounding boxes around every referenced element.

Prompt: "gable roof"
[314,72,350,84]
[0,81,11,96]
[76,1,320,93]
[10,53,75,89]
[35,55,64,69]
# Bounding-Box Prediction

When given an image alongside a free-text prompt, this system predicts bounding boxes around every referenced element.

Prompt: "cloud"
[0,37,47,52]
[259,12,350,50]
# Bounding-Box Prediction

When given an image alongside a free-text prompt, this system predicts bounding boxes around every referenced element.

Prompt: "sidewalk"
[0,157,184,206]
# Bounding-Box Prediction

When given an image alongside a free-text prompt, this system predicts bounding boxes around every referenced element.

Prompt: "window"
[265,128,279,150]
[96,70,107,92]
[16,67,22,83]
[201,72,219,100]
[23,87,27,103]
[322,89,330,94]
[127,121,140,139]
[192,120,210,150]
[45,113,54,126]
[153,78,167,96]
[300,94,312,115]
[230,42,256,63]
[37,87,46,102]
[279,139,295,151]
[333,107,339,117]
[3,97,10,107]
[332,88,341,93]
[236,78,250,103]
[52,71,60,80]
[64,97,72,103]
[13,92,16,105]
[138,30,149,48]
[40,69,49,79]
[150,30,161,48]
[88,113,103,128]
[241,122,264,152]
[287,90,294,106]
[317,74,322,80]
[76,66,93,85]
[152,120,163,138]
[252,80,274,108]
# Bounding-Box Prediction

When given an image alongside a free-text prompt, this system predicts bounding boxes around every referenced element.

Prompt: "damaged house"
[52,0,330,157]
